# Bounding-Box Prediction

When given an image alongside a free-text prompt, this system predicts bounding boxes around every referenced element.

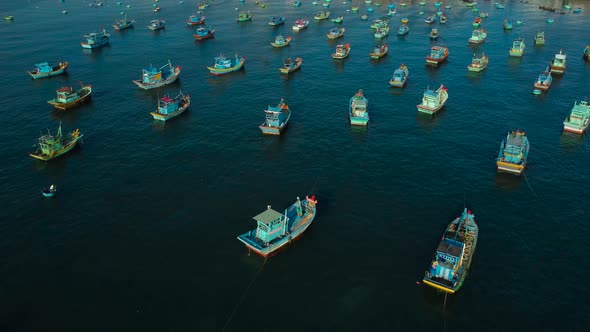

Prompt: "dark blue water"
[1,0,589,330]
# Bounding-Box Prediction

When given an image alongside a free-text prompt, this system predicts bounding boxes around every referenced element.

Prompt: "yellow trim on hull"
[422,279,456,294]
[496,161,524,170]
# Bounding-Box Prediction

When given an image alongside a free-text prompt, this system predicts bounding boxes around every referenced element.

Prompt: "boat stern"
[496,160,525,175]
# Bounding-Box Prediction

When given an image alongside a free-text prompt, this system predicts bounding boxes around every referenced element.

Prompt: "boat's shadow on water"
[559,132,585,154]
[416,110,445,129]
[206,69,247,85]
[81,44,110,58]
[31,145,83,174]
[494,172,523,191]
[332,59,346,72]
[151,111,193,132]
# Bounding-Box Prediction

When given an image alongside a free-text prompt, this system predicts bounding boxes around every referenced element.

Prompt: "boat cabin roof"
[424,89,437,97]
[58,87,73,93]
[555,53,566,60]
[253,208,284,225]
[36,62,50,68]
[506,133,525,146]
[437,238,463,258]
[160,96,173,103]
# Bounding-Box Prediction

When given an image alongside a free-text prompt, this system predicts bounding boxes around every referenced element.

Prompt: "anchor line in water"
[221,258,267,332]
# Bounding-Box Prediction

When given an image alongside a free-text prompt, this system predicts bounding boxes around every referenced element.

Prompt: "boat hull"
[389,80,406,88]
[350,117,369,126]
[271,37,291,47]
[80,38,109,49]
[509,50,524,57]
[207,58,246,76]
[194,31,215,40]
[550,66,565,74]
[28,62,69,79]
[468,66,486,72]
[563,122,589,134]
[279,59,302,74]
[496,161,525,175]
[133,67,181,90]
[426,56,447,66]
[150,102,190,121]
[29,138,81,161]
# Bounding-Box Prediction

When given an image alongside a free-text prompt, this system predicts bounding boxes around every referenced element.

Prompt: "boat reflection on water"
[559,132,585,155]
[494,172,523,192]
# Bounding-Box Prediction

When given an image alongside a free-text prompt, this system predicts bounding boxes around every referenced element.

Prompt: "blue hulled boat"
[27,61,69,79]
[186,13,205,26]
[80,28,110,49]
[150,91,190,121]
[423,208,479,294]
[193,26,215,40]
[133,60,181,90]
[268,16,285,26]
[496,130,529,175]
[259,98,291,135]
[397,24,409,36]
[112,14,134,30]
[207,53,246,76]
[237,195,318,257]
[349,89,369,126]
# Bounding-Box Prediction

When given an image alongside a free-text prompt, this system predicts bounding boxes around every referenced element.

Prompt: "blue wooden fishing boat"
[423,208,479,294]
[550,49,566,74]
[349,89,369,126]
[293,0,301,7]
[271,35,292,47]
[326,27,345,39]
[186,13,205,26]
[133,61,181,90]
[80,28,110,49]
[417,85,448,114]
[496,130,529,175]
[29,123,83,161]
[112,14,134,30]
[533,66,552,93]
[207,53,246,76]
[259,98,291,135]
[563,100,590,134]
[42,185,57,197]
[237,195,318,257]
[397,24,409,36]
[426,46,449,66]
[389,64,409,88]
[503,19,513,30]
[150,91,190,121]
[268,16,285,26]
[509,37,525,57]
[148,19,166,31]
[279,57,302,74]
[47,84,92,110]
[193,26,215,40]
[27,61,68,79]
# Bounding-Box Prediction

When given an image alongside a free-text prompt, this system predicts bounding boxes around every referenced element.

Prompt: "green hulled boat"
[29,124,83,161]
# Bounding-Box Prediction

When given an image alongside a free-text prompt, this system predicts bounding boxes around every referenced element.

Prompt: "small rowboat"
[42,185,57,197]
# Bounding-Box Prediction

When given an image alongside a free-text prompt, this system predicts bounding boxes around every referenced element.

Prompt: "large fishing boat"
[370,44,388,59]
[496,130,529,175]
[193,26,215,40]
[186,13,205,26]
[150,91,190,121]
[349,89,369,126]
[417,84,448,115]
[533,66,552,92]
[47,84,92,110]
[259,98,291,135]
[29,123,83,161]
[422,208,479,294]
[550,49,566,74]
[314,10,330,20]
[534,32,545,46]
[236,195,318,257]
[563,100,590,134]
[292,18,310,31]
[27,61,68,79]
[113,13,134,30]
[326,27,345,39]
[133,61,181,90]
[80,28,110,49]
[468,28,487,44]
[268,16,285,26]
[467,52,488,72]
[426,46,449,66]
[279,57,302,74]
[389,64,409,88]
[147,19,166,31]
[271,35,292,47]
[509,38,525,57]
[237,11,252,22]
[207,53,246,76]
[374,25,390,39]
[332,43,351,59]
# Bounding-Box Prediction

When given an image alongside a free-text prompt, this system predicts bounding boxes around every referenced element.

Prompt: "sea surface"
[1,0,589,330]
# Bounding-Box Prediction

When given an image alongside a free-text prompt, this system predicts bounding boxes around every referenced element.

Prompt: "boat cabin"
[38,126,64,155]
[157,96,179,115]
[214,56,233,69]
[34,62,53,73]
[429,47,446,59]
[264,104,287,127]
[503,132,525,163]
[141,66,163,84]
[430,238,464,281]
[422,88,441,108]
[253,206,288,244]
[55,87,78,103]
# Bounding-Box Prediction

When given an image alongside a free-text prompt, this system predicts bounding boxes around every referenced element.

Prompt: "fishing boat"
[193,26,215,40]
[472,17,481,28]
[426,46,449,66]
[237,11,252,22]
[314,10,330,20]
[468,28,487,44]
[29,124,83,161]
[429,28,438,40]
[42,185,57,198]
[237,195,318,257]
[585,46,590,60]
[374,26,389,39]
[292,18,310,31]
[331,16,343,23]
[153,6,160,13]
[349,89,369,126]
[550,49,566,74]
[495,3,505,9]
[370,18,389,30]
[496,130,529,175]
[389,64,409,88]
[150,91,190,121]
[533,66,552,92]
[467,52,488,72]
[509,38,525,57]
[327,27,345,39]
[80,28,110,49]
[259,98,291,135]
[397,24,409,36]
[332,43,351,59]
[417,84,448,114]
[534,32,545,46]
[5,16,14,21]
[563,100,590,134]
[503,19,513,30]
[47,84,92,110]
[207,53,246,76]
[293,0,302,7]
[425,15,435,24]
[573,7,582,14]
[268,16,285,26]
[361,14,369,21]
[422,208,479,294]
[279,57,303,74]
[186,13,205,26]
[147,19,166,31]
[271,35,292,47]
[370,44,388,59]
[352,6,359,12]
[112,14,135,30]
[133,61,181,89]
[439,15,447,24]
[479,12,489,18]
[27,61,68,79]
